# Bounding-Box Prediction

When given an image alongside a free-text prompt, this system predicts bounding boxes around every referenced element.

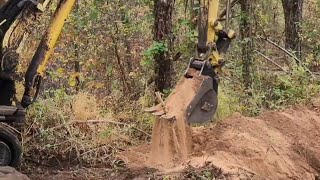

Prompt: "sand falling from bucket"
[148,76,202,168]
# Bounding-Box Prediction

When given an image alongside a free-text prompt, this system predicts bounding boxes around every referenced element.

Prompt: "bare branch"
[261,37,313,75]
[73,120,151,137]
[254,50,288,73]
[219,0,239,19]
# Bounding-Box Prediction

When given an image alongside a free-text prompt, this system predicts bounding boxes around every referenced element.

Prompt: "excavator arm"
[0,0,37,106]
[0,0,75,107]
[0,0,75,167]
[22,0,76,108]
[196,0,235,70]
[146,0,235,123]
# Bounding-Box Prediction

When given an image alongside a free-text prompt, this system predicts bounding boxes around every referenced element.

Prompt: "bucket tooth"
[145,104,162,113]
[161,114,175,121]
[152,110,166,116]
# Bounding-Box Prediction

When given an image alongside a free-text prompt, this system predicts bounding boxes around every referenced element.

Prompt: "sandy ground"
[119,76,320,179]
[120,105,320,179]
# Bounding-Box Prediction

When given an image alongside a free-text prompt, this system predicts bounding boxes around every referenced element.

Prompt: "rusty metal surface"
[0,105,17,115]
[186,76,218,123]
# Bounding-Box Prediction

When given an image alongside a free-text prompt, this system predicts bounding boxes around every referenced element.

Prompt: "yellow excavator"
[146,0,235,123]
[0,0,235,167]
[0,0,75,167]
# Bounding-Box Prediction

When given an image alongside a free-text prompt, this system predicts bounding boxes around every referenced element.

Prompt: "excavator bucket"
[146,59,218,124]
[186,75,218,123]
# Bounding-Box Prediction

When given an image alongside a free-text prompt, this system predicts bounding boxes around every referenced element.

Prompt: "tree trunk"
[153,0,175,92]
[74,1,81,92]
[282,0,303,61]
[239,0,253,93]
[189,0,198,29]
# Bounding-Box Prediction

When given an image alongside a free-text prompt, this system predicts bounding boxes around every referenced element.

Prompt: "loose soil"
[120,105,320,179]
[148,76,202,168]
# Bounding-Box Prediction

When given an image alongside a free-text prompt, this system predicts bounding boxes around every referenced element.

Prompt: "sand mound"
[120,105,320,179]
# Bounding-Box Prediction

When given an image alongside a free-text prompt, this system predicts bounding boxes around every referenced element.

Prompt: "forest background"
[18,0,320,169]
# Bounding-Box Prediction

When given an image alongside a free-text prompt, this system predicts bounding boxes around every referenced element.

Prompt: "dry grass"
[72,92,100,121]
[22,90,150,168]
[14,82,25,102]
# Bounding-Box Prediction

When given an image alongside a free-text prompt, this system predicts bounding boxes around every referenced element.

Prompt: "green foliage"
[239,65,320,115]
[317,0,320,10]
[99,127,114,139]
[24,0,320,122]
[239,10,250,23]
[144,41,169,58]
[270,68,320,108]
[216,86,241,119]
[135,112,155,132]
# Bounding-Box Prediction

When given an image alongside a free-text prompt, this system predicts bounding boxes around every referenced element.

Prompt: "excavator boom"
[146,0,235,123]
[22,0,76,108]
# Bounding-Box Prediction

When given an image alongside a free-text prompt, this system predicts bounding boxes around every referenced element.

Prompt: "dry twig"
[254,50,288,73]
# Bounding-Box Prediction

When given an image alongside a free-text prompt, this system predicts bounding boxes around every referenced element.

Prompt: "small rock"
[312,98,320,107]
[0,166,30,180]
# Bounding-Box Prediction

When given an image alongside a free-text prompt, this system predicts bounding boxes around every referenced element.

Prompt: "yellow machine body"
[22,0,76,107]
[37,0,76,75]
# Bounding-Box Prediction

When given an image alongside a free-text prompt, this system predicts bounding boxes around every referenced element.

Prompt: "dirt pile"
[120,105,320,179]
